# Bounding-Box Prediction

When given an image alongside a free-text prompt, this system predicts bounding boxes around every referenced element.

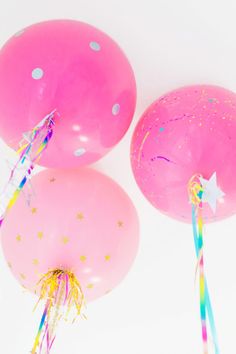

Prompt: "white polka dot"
[74,148,86,157]
[89,41,101,51]
[32,68,44,80]
[15,29,25,37]
[112,103,120,116]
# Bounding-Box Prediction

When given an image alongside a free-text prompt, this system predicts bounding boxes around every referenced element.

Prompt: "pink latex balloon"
[0,168,139,302]
[0,20,136,168]
[131,85,236,223]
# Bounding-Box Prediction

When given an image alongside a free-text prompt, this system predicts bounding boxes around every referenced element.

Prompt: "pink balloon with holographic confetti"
[0,168,139,302]
[131,85,236,222]
[0,20,136,168]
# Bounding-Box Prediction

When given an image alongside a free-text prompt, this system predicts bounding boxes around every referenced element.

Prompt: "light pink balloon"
[0,168,139,302]
[131,85,236,223]
[0,20,136,168]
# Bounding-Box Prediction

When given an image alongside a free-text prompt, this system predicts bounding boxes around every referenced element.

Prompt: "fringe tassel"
[0,110,57,226]
[32,270,84,354]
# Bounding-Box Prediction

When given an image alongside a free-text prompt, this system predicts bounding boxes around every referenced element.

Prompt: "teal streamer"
[191,205,220,354]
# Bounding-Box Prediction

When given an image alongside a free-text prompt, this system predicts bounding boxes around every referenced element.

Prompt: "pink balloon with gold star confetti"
[1,167,139,302]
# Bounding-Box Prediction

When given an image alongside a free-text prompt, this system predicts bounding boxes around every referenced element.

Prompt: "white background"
[0,0,236,353]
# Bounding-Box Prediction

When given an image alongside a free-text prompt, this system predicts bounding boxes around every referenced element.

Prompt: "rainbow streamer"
[32,270,84,354]
[0,110,57,226]
[188,175,219,354]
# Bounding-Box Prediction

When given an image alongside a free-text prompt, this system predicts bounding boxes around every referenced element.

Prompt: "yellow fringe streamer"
[32,269,84,354]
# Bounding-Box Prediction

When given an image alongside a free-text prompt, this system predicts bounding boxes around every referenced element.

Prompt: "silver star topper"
[200,172,225,213]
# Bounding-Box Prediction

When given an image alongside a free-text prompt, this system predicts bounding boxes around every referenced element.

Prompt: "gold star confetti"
[33,259,39,266]
[77,212,84,220]
[36,272,42,278]
[16,234,22,242]
[20,273,26,280]
[117,220,124,228]
[37,231,43,240]
[31,207,37,214]
[105,255,111,261]
[80,255,87,262]
[62,236,69,244]
[87,283,94,289]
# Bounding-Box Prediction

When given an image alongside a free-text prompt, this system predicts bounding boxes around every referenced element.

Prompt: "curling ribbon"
[189,175,219,354]
[32,269,84,354]
[0,110,58,226]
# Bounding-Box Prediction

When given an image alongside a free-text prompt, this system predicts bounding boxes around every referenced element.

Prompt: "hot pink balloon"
[131,85,236,222]
[0,20,136,168]
[0,168,139,301]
